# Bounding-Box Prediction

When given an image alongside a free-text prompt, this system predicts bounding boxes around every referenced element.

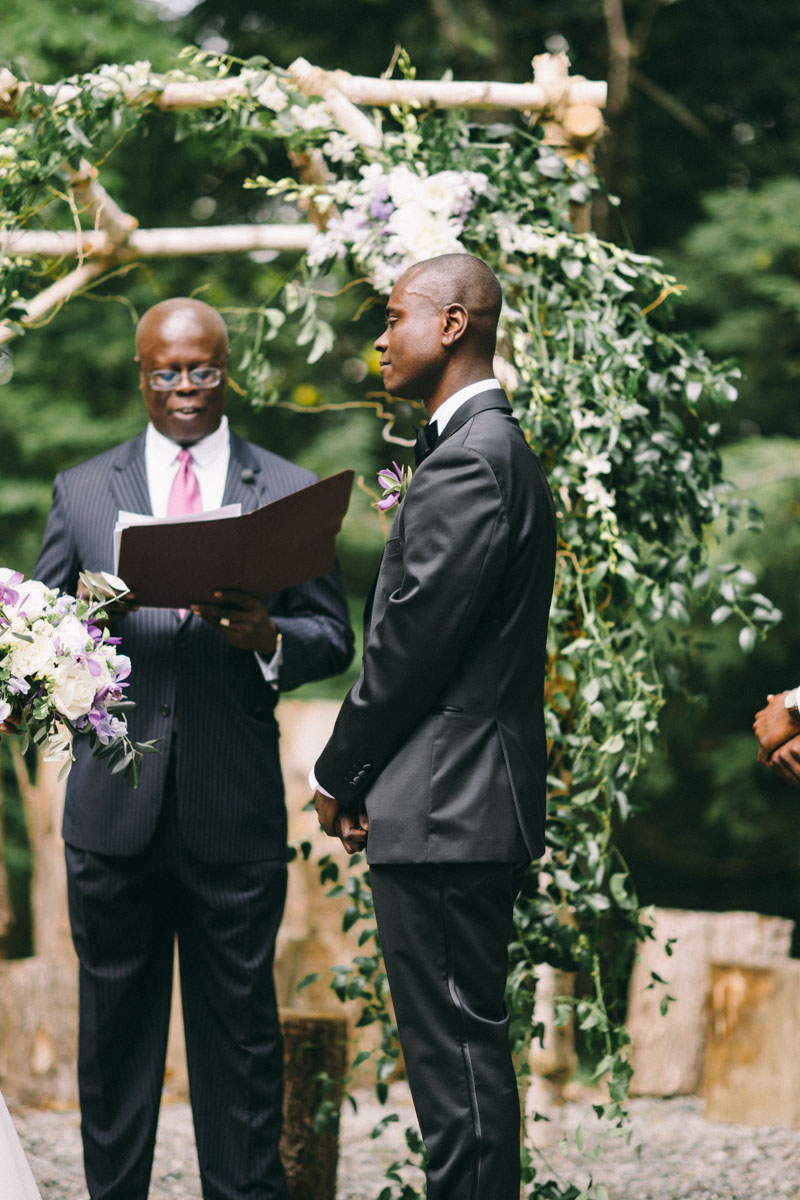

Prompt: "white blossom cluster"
[0,569,132,765]
[307,162,489,292]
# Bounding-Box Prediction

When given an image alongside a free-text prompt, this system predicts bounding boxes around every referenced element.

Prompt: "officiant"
[34,297,354,1200]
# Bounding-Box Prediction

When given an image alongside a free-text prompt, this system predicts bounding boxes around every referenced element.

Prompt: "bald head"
[135,298,229,446]
[375,254,504,412]
[400,254,502,356]
[136,297,229,362]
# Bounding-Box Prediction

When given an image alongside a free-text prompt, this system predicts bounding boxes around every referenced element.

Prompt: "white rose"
[10,632,56,679]
[385,204,465,263]
[417,170,484,216]
[52,662,98,722]
[54,613,92,655]
[15,579,56,621]
[385,164,423,208]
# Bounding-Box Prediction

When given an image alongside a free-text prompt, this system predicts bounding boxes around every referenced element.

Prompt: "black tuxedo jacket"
[35,429,354,863]
[315,390,556,864]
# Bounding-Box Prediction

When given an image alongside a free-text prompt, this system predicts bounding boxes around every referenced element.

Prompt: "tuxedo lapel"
[434,388,512,453]
[109,433,152,516]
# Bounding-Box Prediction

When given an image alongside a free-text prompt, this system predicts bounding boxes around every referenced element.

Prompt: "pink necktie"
[167,448,202,517]
[167,449,202,616]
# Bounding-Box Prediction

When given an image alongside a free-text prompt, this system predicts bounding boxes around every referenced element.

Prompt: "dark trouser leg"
[65,842,175,1200]
[370,862,525,1200]
[176,856,289,1200]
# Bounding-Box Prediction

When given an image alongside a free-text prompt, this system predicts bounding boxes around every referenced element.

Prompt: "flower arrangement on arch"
[0,568,158,786]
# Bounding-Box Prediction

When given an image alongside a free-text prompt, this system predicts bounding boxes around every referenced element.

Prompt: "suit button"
[160,705,171,718]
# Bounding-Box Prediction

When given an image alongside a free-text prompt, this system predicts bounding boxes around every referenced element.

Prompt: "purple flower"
[369,186,394,221]
[377,461,403,491]
[370,198,395,221]
[8,675,29,696]
[88,706,127,745]
[376,461,412,512]
[0,569,23,609]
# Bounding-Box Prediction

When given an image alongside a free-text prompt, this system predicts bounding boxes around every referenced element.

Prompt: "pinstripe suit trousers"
[65,757,289,1200]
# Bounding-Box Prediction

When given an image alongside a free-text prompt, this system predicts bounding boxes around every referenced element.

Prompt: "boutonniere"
[376,461,412,511]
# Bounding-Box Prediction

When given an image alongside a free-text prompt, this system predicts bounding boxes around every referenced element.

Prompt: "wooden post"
[531,53,605,233]
[280,1010,348,1200]
[703,958,800,1128]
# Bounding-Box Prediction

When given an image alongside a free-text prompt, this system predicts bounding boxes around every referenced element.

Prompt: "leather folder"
[116,469,354,608]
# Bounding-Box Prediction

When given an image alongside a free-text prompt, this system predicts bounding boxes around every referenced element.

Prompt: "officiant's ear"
[441,302,468,347]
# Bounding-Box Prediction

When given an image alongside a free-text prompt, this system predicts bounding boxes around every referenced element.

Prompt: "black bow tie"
[414,423,438,466]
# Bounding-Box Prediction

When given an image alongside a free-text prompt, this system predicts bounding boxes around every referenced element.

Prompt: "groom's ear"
[441,303,468,347]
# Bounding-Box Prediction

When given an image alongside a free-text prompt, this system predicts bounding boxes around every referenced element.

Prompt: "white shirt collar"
[145,413,230,471]
[429,378,503,434]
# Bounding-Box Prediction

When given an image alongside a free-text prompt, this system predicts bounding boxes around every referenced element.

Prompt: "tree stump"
[279,1009,348,1200]
[627,908,794,1096]
[0,957,78,1107]
[703,957,800,1128]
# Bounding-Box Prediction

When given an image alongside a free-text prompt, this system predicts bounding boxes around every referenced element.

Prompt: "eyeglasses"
[145,366,224,391]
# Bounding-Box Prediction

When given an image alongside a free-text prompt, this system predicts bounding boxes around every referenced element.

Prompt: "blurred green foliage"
[665,180,800,439]
[623,437,800,949]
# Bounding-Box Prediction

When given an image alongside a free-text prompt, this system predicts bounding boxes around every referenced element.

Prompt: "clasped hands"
[313,790,368,855]
[753,690,800,785]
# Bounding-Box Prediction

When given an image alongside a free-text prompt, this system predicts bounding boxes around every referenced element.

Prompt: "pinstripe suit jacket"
[35,429,354,863]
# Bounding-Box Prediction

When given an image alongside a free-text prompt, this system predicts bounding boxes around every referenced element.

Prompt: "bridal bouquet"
[0,567,156,786]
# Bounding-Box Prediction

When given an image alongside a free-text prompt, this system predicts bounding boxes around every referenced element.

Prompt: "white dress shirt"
[145,415,231,516]
[428,377,503,435]
[143,416,282,682]
[310,377,504,799]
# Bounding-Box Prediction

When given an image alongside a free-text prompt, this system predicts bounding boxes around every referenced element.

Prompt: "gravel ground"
[9,1089,800,1199]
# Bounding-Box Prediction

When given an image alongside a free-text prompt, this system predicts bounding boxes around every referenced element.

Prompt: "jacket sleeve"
[33,473,82,594]
[314,443,508,805]
[270,561,355,693]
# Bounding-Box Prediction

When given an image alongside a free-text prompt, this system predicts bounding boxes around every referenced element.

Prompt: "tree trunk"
[280,1010,348,1200]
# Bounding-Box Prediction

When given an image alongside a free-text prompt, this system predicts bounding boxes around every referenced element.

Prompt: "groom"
[312,253,556,1199]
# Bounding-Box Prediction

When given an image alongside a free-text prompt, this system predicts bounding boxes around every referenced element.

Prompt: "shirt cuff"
[255,631,283,688]
[309,767,334,799]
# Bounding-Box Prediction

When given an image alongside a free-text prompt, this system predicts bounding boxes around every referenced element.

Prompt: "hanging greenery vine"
[0,48,781,1199]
